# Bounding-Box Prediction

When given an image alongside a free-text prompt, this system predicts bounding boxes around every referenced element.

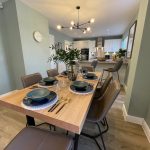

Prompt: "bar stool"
[101,59,123,83]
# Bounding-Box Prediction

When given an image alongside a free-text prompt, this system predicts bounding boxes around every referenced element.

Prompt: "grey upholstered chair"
[21,73,55,130]
[91,60,98,70]
[94,76,112,99]
[21,73,42,88]
[81,60,98,72]
[81,80,121,150]
[5,127,73,150]
[47,69,59,77]
[101,59,123,82]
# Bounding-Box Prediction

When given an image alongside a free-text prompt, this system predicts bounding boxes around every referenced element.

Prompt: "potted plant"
[48,42,80,81]
[116,48,127,58]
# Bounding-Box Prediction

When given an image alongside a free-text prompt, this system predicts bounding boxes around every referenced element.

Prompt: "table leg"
[74,134,80,150]
[26,115,35,126]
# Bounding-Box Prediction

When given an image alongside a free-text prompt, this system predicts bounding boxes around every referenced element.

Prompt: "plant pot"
[67,62,78,81]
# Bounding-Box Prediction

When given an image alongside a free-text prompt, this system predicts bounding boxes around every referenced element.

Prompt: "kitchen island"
[79,59,129,86]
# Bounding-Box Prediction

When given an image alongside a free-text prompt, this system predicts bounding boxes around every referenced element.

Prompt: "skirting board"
[122,104,150,143]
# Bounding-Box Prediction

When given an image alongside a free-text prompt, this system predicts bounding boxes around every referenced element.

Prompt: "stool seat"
[5,127,73,150]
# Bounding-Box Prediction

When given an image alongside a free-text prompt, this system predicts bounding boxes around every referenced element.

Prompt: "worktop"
[79,59,128,65]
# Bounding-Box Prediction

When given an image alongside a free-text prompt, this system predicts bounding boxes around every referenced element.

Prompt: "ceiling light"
[57,6,95,34]
[90,18,95,23]
[57,25,62,30]
[70,21,74,26]
[87,27,91,31]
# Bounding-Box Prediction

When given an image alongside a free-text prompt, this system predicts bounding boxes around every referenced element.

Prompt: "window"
[104,39,122,52]
[122,36,128,49]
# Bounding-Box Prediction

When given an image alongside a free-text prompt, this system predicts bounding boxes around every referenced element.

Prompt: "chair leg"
[96,123,106,150]
[101,117,109,134]
[117,71,120,83]
[81,121,107,150]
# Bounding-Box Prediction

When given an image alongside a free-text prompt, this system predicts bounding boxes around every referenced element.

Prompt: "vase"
[67,61,78,81]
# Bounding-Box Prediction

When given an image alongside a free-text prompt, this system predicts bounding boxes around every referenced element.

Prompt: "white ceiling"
[20,0,140,38]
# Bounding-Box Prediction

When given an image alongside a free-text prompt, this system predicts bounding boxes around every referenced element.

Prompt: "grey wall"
[49,28,73,44]
[2,0,26,89]
[15,0,50,77]
[125,0,150,127]
[0,9,13,94]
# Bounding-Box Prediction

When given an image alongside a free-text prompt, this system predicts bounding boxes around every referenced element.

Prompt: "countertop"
[79,59,128,65]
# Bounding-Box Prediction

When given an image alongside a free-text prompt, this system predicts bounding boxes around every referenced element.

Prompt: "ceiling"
[20,0,140,38]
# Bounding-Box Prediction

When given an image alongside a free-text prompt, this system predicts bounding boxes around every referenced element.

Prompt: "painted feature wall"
[2,0,26,89]
[0,10,13,94]
[16,0,50,77]
[125,0,150,127]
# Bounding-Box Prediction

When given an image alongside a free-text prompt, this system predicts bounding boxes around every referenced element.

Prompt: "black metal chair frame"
[81,117,109,150]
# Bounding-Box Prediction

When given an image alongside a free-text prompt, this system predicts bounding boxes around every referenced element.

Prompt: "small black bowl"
[86,73,95,79]
[72,81,89,91]
[43,77,56,84]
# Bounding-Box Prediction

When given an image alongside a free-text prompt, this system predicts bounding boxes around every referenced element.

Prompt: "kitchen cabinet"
[73,40,96,59]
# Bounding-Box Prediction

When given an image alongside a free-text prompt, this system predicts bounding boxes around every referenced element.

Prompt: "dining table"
[0,72,101,150]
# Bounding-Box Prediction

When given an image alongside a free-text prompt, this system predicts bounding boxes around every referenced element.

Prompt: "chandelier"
[57,6,95,34]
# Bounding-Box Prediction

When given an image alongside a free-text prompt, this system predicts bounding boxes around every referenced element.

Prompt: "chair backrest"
[47,69,59,77]
[21,73,42,88]
[113,59,123,71]
[82,66,94,72]
[97,80,120,121]
[91,60,98,69]
[99,76,113,97]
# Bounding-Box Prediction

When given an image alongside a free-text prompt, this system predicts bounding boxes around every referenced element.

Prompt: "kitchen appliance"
[81,48,89,60]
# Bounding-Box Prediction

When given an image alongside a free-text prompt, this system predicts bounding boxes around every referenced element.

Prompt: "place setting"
[69,80,94,95]
[21,88,58,110]
[82,72,98,80]
[38,77,58,88]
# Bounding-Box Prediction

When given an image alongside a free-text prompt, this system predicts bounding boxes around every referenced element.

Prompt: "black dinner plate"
[23,91,57,106]
[70,84,93,93]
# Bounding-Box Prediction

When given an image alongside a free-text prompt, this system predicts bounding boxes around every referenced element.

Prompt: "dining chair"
[4,127,73,150]
[94,76,112,99]
[81,80,121,150]
[81,60,98,72]
[101,58,123,83]
[21,73,55,130]
[91,60,98,70]
[47,69,59,77]
[21,73,42,88]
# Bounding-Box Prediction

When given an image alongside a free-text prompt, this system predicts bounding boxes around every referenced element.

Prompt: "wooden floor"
[0,93,150,150]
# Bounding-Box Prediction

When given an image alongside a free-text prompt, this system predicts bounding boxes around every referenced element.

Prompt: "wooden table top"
[0,72,101,134]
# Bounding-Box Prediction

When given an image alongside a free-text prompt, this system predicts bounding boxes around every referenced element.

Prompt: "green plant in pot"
[48,42,80,81]
[116,49,127,58]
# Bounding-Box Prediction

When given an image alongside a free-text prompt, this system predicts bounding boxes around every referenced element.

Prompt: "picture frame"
[127,21,137,58]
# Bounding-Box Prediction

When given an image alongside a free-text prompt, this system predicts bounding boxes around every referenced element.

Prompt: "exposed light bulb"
[57,25,62,30]
[87,27,91,31]
[70,27,73,30]
[83,30,86,34]
[90,18,95,23]
[71,21,74,26]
